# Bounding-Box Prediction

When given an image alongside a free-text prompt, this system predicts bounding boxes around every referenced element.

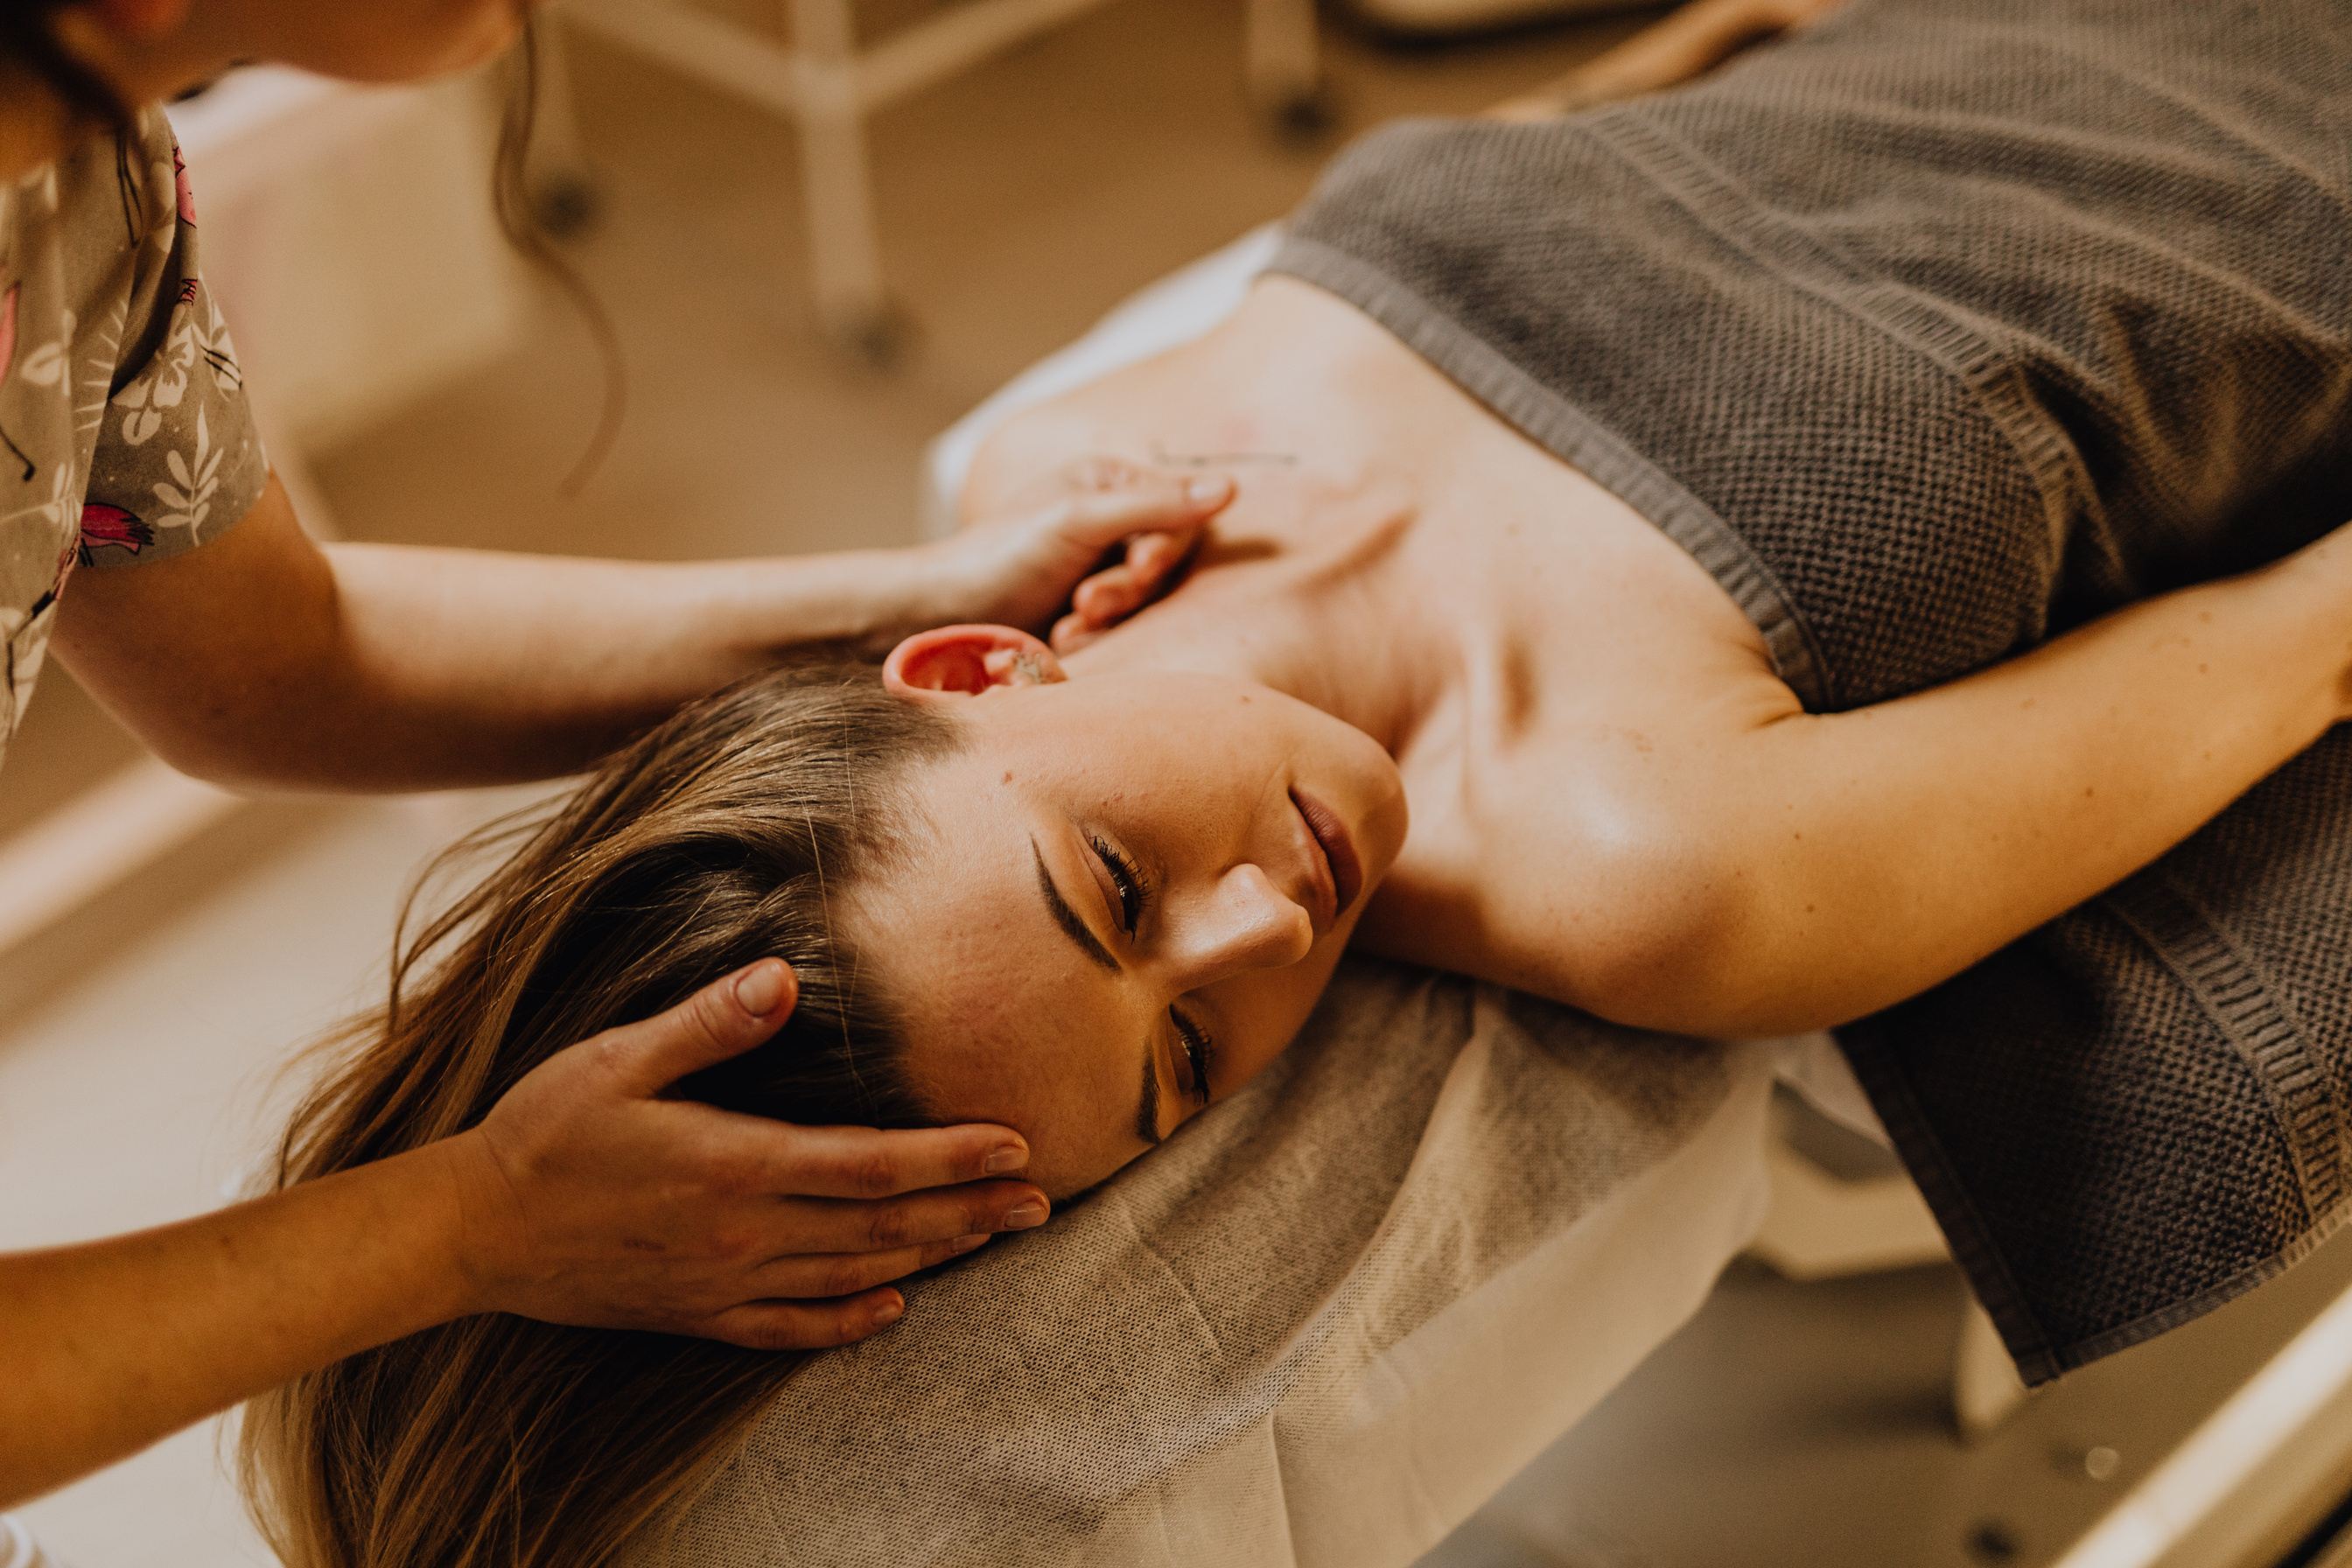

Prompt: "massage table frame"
[546,0,1322,361]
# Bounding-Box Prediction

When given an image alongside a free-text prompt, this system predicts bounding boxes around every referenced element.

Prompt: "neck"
[1060,490,1452,758]
[1043,275,1490,758]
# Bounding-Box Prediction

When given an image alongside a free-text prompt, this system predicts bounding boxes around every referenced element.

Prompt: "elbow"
[132,710,231,783]
[1562,840,1832,1040]
[1584,950,1842,1041]
[1574,917,1769,1040]
[133,711,339,794]
[1550,825,1751,1034]
[138,730,278,793]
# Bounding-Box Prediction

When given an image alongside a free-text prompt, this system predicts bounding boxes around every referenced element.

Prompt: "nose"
[1166,863,1316,986]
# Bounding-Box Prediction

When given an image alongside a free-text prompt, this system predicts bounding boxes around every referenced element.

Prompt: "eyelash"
[1090,834,1147,935]
[1172,1008,1215,1107]
[1088,835,1211,1107]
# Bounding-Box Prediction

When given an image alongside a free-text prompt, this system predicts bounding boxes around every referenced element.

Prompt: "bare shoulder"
[959,322,1248,528]
[962,276,1409,525]
[1358,479,1802,1022]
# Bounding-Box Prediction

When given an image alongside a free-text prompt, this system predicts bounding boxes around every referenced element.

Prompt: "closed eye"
[1172,1008,1214,1108]
[1090,834,1146,936]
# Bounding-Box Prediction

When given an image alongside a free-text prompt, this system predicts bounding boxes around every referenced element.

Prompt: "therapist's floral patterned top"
[0,108,268,768]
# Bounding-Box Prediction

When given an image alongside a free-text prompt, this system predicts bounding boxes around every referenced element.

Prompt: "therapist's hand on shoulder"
[442,959,1046,1350]
[940,455,1234,644]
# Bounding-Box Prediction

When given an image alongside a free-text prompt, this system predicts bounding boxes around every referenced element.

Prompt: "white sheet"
[0,1516,66,1568]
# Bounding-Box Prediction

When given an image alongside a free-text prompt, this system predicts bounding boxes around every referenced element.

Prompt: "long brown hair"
[240,662,959,1568]
[494,17,627,499]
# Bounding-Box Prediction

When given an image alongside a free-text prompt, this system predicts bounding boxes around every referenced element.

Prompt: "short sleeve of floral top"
[0,107,270,766]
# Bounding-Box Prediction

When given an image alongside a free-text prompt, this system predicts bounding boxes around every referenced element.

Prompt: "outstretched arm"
[53,460,1228,793]
[1446,523,2352,1039]
[1486,0,1851,122]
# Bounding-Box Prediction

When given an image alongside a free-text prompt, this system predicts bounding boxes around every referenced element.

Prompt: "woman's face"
[856,626,1408,1198]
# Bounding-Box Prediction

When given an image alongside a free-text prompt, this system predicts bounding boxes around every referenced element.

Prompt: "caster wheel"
[529,171,604,242]
[822,298,921,372]
[1266,83,1338,145]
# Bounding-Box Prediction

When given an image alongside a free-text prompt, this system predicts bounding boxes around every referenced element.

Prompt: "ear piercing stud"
[1008,650,1061,686]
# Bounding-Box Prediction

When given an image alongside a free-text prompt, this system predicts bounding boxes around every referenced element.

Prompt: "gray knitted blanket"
[1274,0,2352,1382]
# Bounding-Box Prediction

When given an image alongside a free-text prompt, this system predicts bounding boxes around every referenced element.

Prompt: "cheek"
[922,1050,1142,1202]
[906,982,1136,1163]
[1197,945,1346,1093]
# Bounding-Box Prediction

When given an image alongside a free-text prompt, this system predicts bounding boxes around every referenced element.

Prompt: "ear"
[883,625,1068,699]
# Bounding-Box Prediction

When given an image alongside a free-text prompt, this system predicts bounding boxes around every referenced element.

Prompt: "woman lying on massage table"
[247,1,2352,1564]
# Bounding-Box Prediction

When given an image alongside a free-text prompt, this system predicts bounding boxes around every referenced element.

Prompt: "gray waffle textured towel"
[1275,0,2352,1382]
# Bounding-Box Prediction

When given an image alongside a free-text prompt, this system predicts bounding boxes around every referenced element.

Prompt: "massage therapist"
[0,0,1228,1515]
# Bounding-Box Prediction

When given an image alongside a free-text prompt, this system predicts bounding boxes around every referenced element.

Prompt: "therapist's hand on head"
[444,959,1047,1350]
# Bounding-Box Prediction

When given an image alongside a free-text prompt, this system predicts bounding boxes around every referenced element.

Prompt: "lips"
[1289,788,1363,928]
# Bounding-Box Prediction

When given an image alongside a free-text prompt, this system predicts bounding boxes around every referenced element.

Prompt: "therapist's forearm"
[309,538,962,787]
[0,1141,480,1508]
[54,474,971,790]
[58,466,1222,791]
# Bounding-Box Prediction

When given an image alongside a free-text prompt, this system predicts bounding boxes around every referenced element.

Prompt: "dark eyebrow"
[1032,838,1119,974]
[1136,1044,1162,1145]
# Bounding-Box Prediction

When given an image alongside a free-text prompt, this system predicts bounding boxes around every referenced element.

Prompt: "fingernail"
[950,1232,991,1255]
[734,960,787,1018]
[1186,475,1230,503]
[872,1292,905,1326]
[1003,1201,1048,1230]
[983,1145,1028,1174]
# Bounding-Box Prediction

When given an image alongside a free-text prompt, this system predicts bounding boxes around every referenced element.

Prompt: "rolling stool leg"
[1244,0,1329,139]
[788,0,909,365]
[1954,1293,2032,1442]
[525,12,603,239]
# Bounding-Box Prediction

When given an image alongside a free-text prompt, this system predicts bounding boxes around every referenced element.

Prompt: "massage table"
[646,228,1884,1568]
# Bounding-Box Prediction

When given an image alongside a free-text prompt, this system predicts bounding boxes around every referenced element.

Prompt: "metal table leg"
[1245,0,1326,134]
[788,0,903,361]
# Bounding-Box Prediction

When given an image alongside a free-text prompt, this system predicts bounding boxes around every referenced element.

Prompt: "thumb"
[610,958,798,1095]
[1046,472,1232,554]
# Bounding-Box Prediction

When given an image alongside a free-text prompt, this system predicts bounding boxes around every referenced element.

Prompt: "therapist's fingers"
[743,1233,1000,1305]
[1070,467,1228,528]
[1053,532,1198,658]
[1051,608,1101,655]
[601,958,799,1096]
[1068,558,1150,627]
[1058,458,1229,516]
[696,1287,914,1351]
[1071,531,1191,624]
[1026,469,1226,565]
[772,1181,1050,1256]
[756,1121,1037,1200]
